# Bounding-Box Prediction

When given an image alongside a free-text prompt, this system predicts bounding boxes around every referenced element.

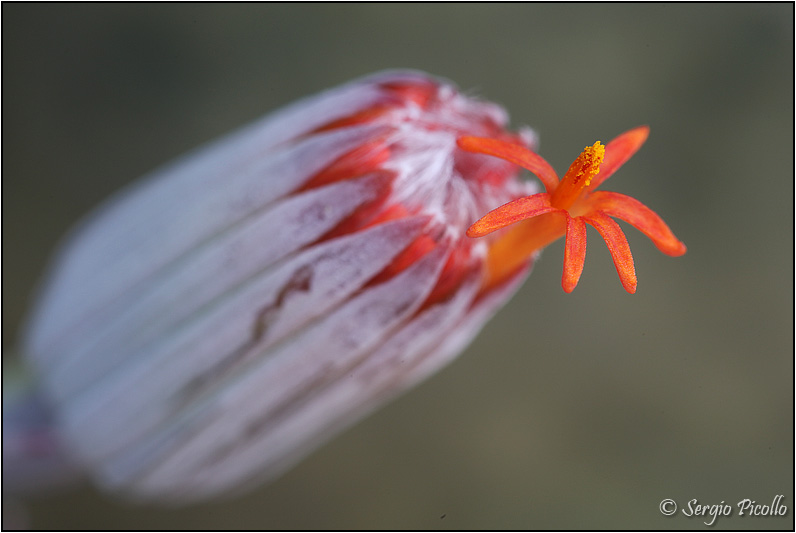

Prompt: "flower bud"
[15,70,540,502]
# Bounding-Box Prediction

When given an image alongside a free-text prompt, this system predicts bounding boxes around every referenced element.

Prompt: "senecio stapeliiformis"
[5,71,685,503]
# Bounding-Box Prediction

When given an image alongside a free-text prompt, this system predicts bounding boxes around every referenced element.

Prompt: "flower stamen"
[550,141,604,210]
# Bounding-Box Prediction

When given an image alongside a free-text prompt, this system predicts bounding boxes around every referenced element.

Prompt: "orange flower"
[458,126,686,293]
[11,69,687,504]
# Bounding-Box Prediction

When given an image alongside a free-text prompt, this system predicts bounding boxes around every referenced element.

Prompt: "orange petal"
[466,193,557,237]
[583,212,637,293]
[587,191,686,256]
[588,126,649,191]
[482,211,567,290]
[457,136,560,193]
[562,215,587,293]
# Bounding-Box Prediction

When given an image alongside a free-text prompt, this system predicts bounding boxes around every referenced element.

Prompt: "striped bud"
[15,70,540,502]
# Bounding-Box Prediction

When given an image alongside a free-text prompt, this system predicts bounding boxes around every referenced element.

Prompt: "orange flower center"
[550,141,604,212]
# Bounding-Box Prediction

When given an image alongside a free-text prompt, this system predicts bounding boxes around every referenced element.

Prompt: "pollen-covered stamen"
[550,141,604,211]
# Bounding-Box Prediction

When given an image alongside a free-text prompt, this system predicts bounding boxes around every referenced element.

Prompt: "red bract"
[460,126,686,293]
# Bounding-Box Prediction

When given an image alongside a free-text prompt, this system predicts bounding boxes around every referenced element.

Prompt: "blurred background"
[3,3,792,530]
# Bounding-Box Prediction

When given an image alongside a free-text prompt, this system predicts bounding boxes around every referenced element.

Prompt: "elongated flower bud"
[11,71,541,502]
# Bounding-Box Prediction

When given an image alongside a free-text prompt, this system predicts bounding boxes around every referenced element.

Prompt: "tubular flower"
[11,71,541,502]
[459,127,686,293]
[9,72,687,505]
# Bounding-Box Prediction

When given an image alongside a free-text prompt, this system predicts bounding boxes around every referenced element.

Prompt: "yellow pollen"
[550,141,605,210]
[576,141,605,188]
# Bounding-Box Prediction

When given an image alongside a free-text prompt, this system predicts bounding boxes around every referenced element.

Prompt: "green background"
[3,3,792,530]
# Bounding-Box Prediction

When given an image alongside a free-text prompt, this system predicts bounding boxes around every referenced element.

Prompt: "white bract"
[18,71,539,502]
